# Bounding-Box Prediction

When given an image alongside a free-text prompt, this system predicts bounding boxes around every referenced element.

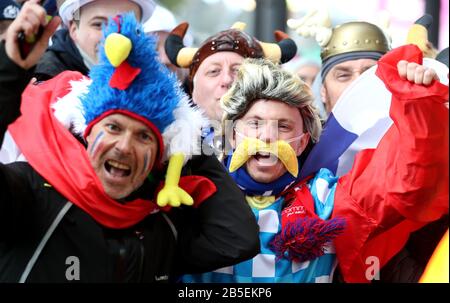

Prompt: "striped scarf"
[224,156,299,197]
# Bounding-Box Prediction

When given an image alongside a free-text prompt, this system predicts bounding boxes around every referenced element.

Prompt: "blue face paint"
[89,131,105,155]
[142,153,149,175]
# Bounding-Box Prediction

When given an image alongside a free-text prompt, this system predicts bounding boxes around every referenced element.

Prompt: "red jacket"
[333,45,449,282]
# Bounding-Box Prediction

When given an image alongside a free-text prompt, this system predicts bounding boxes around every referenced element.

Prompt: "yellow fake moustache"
[229,137,299,177]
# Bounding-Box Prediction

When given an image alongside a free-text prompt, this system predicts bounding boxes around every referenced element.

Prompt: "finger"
[397,60,408,78]
[406,62,418,82]
[24,17,61,69]
[22,21,36,37]
[40,16,61,43]
[414,66,425,84]
[423,68,437,85]
[22,1,47,24]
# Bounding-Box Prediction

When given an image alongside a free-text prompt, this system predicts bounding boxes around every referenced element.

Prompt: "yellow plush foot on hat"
[157,153,194,207]
[157,185,194,207]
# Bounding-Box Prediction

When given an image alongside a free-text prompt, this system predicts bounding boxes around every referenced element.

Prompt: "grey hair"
[221,58,322,143]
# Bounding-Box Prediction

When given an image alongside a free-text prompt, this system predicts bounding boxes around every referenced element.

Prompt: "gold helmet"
[321,21,391,62]
[289,11,391,80]
[319,21,391,80]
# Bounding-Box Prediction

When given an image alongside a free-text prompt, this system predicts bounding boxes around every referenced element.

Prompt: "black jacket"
[34,29,89,81]
[0,44,259,283]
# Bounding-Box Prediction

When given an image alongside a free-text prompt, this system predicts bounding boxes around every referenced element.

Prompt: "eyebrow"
[106,117,120,125]
[88,16,108,23]
[245,116,295,124]
[333,66,353,73]
[207,62,241,68]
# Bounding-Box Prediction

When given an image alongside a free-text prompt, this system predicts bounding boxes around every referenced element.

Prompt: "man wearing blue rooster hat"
[0,3,259,282]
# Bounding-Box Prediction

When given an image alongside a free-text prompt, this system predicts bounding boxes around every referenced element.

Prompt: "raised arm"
[0,0,60,144]
[332,45,448,282]
[0,1,60,238]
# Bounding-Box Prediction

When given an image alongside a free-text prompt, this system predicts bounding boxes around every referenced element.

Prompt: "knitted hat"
[59,0,156,26]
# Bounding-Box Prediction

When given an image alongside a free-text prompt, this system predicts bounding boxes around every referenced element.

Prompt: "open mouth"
[253,152,279,165]
[104,159,131,177]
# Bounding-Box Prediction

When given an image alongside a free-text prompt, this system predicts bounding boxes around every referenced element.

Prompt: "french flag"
[301,44,449,282]
[300,56,449,180]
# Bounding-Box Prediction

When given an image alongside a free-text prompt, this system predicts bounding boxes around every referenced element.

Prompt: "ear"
[320,84,327,105]
[230,130,236,149]
[295,133,310,156]
[68,21,78,42]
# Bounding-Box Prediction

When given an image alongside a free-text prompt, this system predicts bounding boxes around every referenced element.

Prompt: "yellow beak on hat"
[105,33,132,67]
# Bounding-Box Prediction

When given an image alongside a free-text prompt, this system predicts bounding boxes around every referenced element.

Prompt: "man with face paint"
[183,55,448,283]
[0,7,259,282]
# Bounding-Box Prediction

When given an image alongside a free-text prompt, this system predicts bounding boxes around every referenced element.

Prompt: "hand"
[397,60,439,85]
[5,0,60,70]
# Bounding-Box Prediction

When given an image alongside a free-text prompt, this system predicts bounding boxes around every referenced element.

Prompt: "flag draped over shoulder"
[314,44,449,282]
[300,53,449,180]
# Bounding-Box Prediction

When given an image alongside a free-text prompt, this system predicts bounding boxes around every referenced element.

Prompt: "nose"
[258,122,278,144]
[220,70,234,89]
[114,133,133,155]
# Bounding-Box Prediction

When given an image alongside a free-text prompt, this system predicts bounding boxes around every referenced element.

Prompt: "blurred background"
[158,0,449,61]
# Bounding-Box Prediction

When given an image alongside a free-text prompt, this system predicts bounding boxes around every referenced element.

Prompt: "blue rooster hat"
[81,13,181,162]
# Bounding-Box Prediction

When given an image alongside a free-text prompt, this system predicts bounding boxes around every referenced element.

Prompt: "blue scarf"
[224,156,300,197]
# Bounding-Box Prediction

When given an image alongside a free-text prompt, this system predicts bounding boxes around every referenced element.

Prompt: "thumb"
[40,16,62,45]
[25,16,61,68]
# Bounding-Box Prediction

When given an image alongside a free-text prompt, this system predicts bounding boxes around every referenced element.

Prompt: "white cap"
[59,0,156,26]
[143,5,177,33]
[143,5,193,46]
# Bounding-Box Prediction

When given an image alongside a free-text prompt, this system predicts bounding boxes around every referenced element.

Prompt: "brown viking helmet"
[165,22,298,86]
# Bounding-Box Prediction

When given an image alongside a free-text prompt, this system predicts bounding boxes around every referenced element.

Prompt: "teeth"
[258,152,271,157]
[107,160,130,170]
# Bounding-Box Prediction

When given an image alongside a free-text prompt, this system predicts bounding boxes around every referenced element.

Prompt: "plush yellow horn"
[406,14,436,58]
[176,48,198,68]
[260,42,282,63]
[166,22,199,68]
[231,22,247,31]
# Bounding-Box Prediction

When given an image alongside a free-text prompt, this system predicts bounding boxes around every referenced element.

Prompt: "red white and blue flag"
[302,45,449,282]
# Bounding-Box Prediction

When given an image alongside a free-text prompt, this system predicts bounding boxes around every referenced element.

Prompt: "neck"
[75,43,96,70]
